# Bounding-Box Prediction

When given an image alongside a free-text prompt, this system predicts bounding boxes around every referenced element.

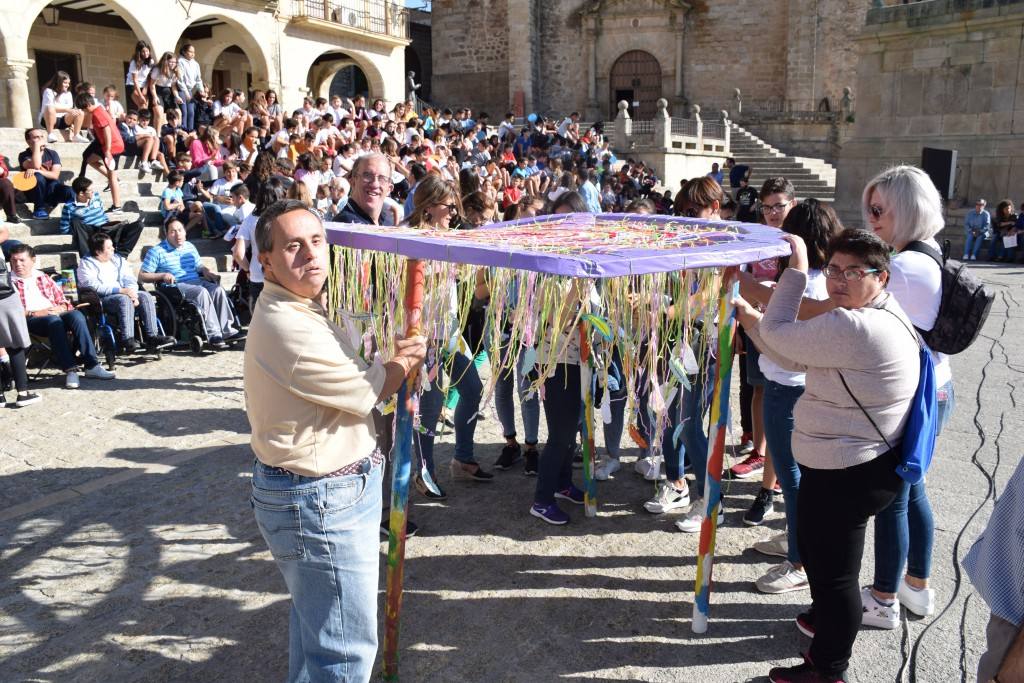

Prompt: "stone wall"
[430,0,510,114]
[834,0,1024,230]
[27,20,138,117]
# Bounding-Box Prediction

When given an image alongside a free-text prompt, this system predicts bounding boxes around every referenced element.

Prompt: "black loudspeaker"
[921,147,957,200]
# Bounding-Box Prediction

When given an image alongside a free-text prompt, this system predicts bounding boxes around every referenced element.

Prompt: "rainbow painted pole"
[692,272,739,634]
[578,316,598,518]
[383,258,425,680]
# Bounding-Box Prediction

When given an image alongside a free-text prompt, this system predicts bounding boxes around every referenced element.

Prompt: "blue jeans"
[251,456,382,683]
[180,89,196,131]
[964,230,987,259]
[763,380,805,564]
[415,350,482,476]
[26,309,99,371]
[26,175,73,211]
[494,342,540,444]
[872,380,956,591]
[662,356,715,499]
[101,291,159,341]
[536,363,581,505]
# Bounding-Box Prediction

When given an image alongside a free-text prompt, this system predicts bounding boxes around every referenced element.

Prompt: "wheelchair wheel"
[190,335,204,355]
[151,287,178,341]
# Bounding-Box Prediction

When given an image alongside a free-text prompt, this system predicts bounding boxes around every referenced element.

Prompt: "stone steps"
[728,124,837,201]
[3,129,237,291]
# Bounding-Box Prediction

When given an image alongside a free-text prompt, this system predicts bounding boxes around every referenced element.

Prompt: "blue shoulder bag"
[838,308,938,484]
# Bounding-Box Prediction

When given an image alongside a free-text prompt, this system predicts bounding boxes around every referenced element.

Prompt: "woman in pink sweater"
[189,127,223,181]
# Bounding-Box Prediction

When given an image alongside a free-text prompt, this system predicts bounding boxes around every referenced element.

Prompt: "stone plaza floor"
[1,263,1020,682]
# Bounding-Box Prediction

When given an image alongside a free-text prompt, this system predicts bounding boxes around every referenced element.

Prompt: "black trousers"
[71,216,143,258]
[798,449,903,676]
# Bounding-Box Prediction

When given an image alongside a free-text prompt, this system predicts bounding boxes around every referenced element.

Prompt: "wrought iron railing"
[671,117,698,136]
[702,121,726,140]
[292,0,410,39]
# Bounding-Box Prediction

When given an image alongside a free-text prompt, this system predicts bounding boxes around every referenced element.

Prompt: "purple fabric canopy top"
[326,212,791,277]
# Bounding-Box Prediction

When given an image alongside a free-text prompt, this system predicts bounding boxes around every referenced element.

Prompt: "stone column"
[1,58,35,129]
[585,26,600,121]
[692,104,702,152]
[721,110,731,155]
[654,98,671,151]
[674,29,685,106]
[613,100,631,151]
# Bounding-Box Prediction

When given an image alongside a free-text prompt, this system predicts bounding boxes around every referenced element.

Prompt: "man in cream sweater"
[244,200,425,682]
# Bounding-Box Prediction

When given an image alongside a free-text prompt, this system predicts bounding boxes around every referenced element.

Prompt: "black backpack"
[902,240,994,354]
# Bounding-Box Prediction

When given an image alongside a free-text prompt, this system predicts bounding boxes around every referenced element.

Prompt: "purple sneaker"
[530,502,569,525]
[555,485,586,505]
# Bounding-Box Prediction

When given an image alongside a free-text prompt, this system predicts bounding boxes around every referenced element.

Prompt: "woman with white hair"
[860,164,955,627]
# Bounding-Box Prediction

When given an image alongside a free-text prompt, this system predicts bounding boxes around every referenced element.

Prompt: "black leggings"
[798,449,903,676]
[2,347,29,393]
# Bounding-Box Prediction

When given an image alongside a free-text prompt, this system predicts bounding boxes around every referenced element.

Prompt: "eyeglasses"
[436,203,458,214]
[358,171,393,187]
[822,266,881,281]
[868,204,885,219]
[761,202,791,215]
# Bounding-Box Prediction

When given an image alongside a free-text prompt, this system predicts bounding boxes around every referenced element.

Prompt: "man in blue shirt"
[62,176,142,258]
[17,128,74,218]
[707,162,724,186]
[579,169,602,213]
[963,198,991,261]
[963,457,1024,682]
[138,218,240,348]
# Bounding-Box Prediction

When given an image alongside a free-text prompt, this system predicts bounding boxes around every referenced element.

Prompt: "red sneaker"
[729,452,766,479]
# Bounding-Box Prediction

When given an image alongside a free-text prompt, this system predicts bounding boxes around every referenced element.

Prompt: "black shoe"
[7,214,21,224]
[414,474,447,500]
[572,444,584,469]
[15,391,41,407]
[494,443,522,470]
[146,334,176,349]
[208,336,229,350]
[119,338,138,355]
[380,519,419,538]
[743,487,775,526]
[225,330,247,343]
[524,448,539,476]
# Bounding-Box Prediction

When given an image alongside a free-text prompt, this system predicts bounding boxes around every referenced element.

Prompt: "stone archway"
[305,50,386,103]
[173,14,274,91]
[609,50,662,120]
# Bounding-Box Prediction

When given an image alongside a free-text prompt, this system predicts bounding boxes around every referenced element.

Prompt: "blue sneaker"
[555,485,586,505]
[530,502,569,525]
[33,208,49,219]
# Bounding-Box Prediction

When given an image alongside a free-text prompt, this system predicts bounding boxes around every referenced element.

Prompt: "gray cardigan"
[747,268,920,470]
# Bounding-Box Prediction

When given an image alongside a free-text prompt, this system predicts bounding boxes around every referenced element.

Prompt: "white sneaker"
[753,532,788,558]
[897,578,935,617]
[861,587,900,629]
[84,364,115,380]
[643,481,690,514]
[47,132,60,143]
[595,458,621,481]
[150,159,165,171]
[74,132,90,143]
[634,455,663,481]
[674,498,725,533]
[65,371,80,389]
[755,560,809,594]
[140,161,152,173]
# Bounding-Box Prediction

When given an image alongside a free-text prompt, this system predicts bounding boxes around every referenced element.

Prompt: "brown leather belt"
[268,449,384,479]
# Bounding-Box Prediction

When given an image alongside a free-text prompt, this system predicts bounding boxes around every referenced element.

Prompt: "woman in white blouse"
[125,41,153,111]
[38,71,86,143]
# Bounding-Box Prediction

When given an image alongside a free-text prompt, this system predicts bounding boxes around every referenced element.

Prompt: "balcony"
[290,0,410,43]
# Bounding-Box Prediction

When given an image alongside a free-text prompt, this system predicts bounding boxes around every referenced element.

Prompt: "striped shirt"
[963,456,1024,627]
[140,240,202,283]
[59,192,107,235]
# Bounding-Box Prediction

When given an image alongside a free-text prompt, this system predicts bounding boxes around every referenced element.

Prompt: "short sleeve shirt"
[140,240,201,283]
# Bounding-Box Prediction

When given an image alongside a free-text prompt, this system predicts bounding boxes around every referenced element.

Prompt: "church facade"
[430,0,868,120]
